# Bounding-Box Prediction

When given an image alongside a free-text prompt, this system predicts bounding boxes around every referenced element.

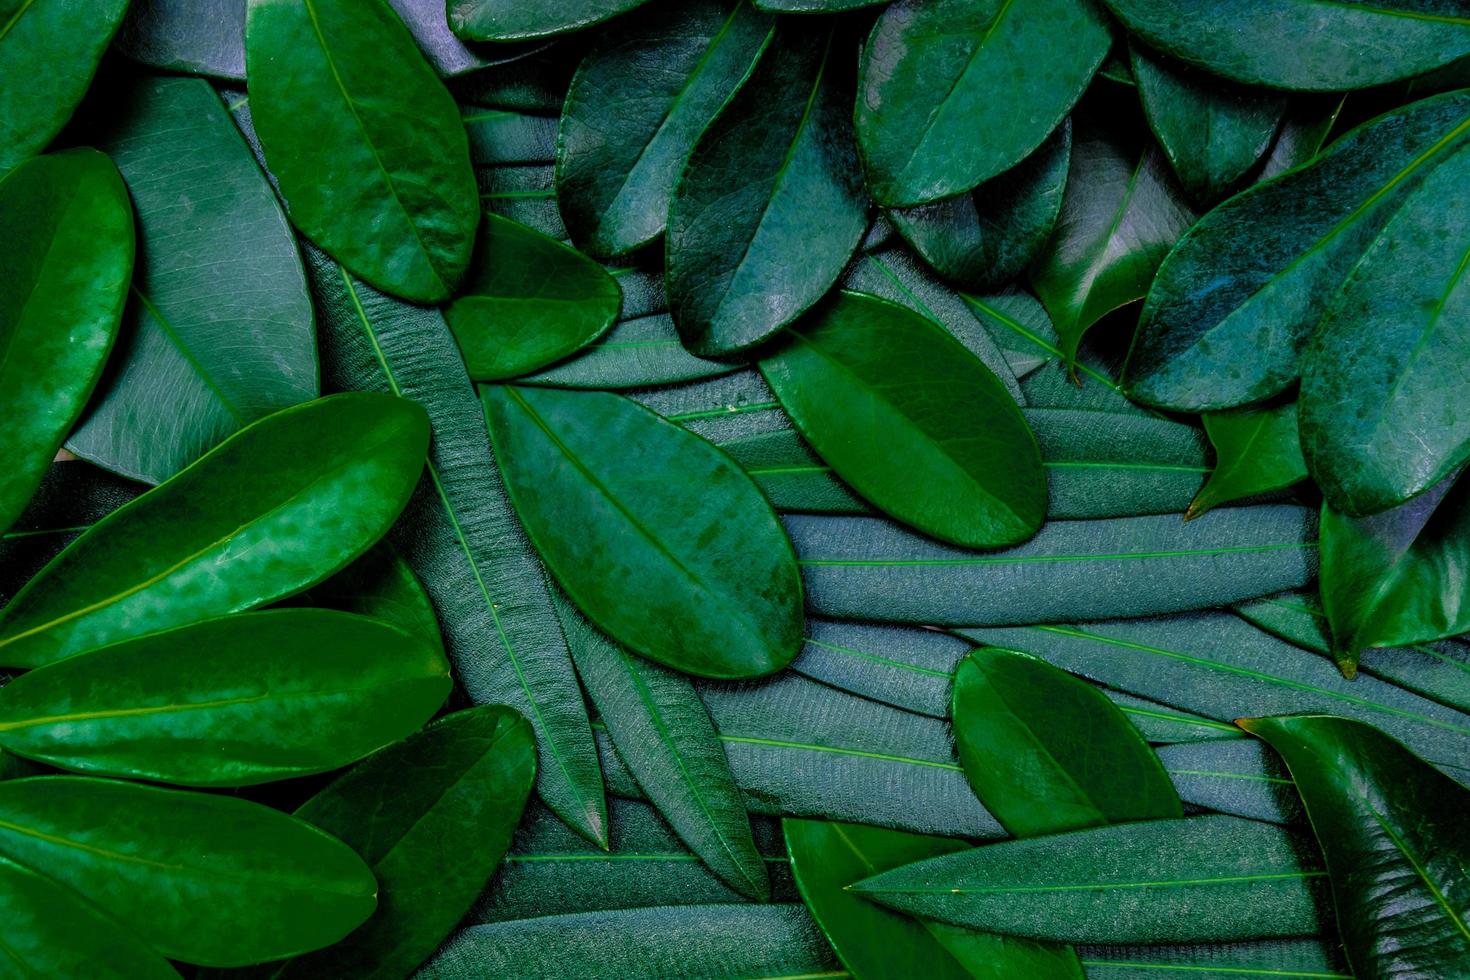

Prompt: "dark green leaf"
[1240,715,1470,977]
[1189,401,1308,519]
[668,23,867,355]
[716,427,869,514]
[852,815,1331,943]
[760,290,1046,547]
[1125,91,1470,412]
[445,214,620,380]
[0,150,131,532]
[1154,738,1301,825]
[1102,0,1470,90]
[1078,939,1351,979]
[0,776,376,967]
[0,393,428,668]
[756,0,885,9]
[953,648,1181,837]
[452,45,582,112]
[246,0,478,302]
[555,0,773,258]
[485,384,802,678]
[855,0,1110,206]
[448,0,653,42]
[304,540,444,653]
[520,304,738,391]
[67,75,317,485]
[0,609,449,786]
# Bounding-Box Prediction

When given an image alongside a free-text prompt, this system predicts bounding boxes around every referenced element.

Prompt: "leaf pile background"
[1,0,1469,977]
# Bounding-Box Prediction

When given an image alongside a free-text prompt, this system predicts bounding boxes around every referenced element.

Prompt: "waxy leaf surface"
[1190,401,1308,519]
[448,0,653,41]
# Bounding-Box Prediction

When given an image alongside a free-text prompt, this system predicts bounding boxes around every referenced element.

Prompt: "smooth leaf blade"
[448,0,654,41]
[1190,401,1308,519]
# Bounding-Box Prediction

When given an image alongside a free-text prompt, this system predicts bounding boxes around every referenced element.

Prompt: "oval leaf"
[448,0,654,41]
[1189,401,1308,519]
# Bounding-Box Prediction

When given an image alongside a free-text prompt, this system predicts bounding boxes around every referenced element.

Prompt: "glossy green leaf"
[1125,90,1470,412]
[485,384,802,678]
[0,0,130,171]
[304,247,607,847]
[786,819,1084,980]
[1154,738,1301,825]
[1078,939,1351,980]
[0,609,450,786]
[0,776,376,967]
[668,23,866,356]
[1102,0,1470,91]
[1030,115,1195,367]
[0,150,131,533]
[855,0,1110,206]
[788,504,1315,626]
[0,393,428,668]
[555,0,773,258]
[448,0,652,41]
[304,540,444,653]
[67,75,317,485]
[553,590,769,900]
[953,648,1181,837]
[888,122,1071,291]
[761,291,1046,548]
[853,815,1331,943]
[1189,401,1308,519]
[1130,44,1285,205]
[1299,144,1470,515]
[445,213,621,380]
[1240,715,1470,977]
[717,427,869,514]
[246,0,478,302]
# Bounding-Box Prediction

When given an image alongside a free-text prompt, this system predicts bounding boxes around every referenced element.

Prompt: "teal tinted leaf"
[717,427,869,515]
[453,46,580,112]
[0,150,131,533]
[246,0,478,302]
[953,648,1181,837]
[445,214,620,380]
[1240,715,1470,977]
[760,290,1046,548]
[1030,116,1195,367]
[422,905,838,979]
[1107,692,1246,745]
[1129,44,1286,205]
[0,393,428,668]
[786,819,1084,980]
[1299,144,1470,515]
[636,368,790,443]
[555,0,773,258]
[0,777,376,967]
[0,0,130,171]
[1259,96,1346,180]
[448,0,653,41]
[852,815,1330,943]
[855,0,1110,206]
[668,23,867,356]
[484,385,802,679]
[0,609,449,786]
[1102,0,1470,91]
[757,0,887,8]
[1125,91,1470,412]
[1155,738,1301,825]
[888,122,1071,290]
[792,619,974,717]
[67,75,317,485]
[788,505,1315,626]
[305,249,607,847]
[1189,401,1308,519]
[1078,939,1351,980]
[553,590,770,900]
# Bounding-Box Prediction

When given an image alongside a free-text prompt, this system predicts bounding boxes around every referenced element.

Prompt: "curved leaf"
[67,75,317,485]
[792,618,973,717]
[304,540,444,653]
[0,393,429,668]
[0,150,132,532]
[0,609,450,786]
[448,0,653,42]
[1189,401,1308,519]
[855,0,1110,206]
[484,384,802,679]
[667,23,867,355]
[1154,738,1301,825]
[246,0,478,302]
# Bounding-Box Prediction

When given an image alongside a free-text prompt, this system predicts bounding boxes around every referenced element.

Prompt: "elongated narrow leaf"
[787,820,1084,980]
[304,248,607,847]
[1107,691,1246,745]
[1190,401,1307,519]
[853,815,1331,943]
[554,590,769,900]
[1078,939,1351,980]
[668,23,866,355]
[522,308,736,390]
[0,0,130,171]
[1102,0,1470,91]
[1241,715,1470,977]
[0,777,376,967]
[1125,91,1470,412]
[0,609,449,786]
[855,0,1109,206]
[717,428,868,514]
[788,505,1315,626]
[485,385,802,678]
[556,0,773,258]
[0,394,428,668]
[792,619,972,717]
[67,75,317,484]
[246,0,478,302]
[0,150,131,532]
[449,0,653,41]
[1155,738,1301,825]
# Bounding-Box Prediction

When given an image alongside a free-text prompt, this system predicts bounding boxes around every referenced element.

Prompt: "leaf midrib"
[798,541,1312,567]
[864,869,1326,896]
